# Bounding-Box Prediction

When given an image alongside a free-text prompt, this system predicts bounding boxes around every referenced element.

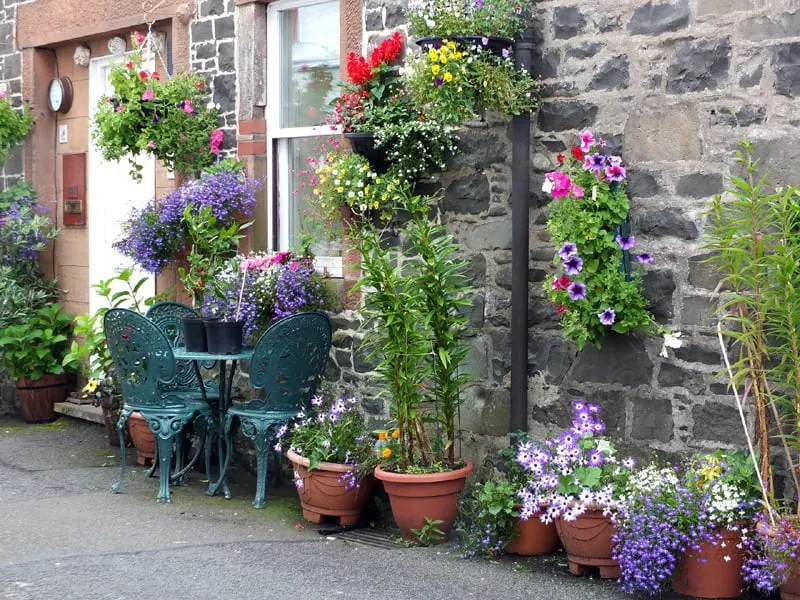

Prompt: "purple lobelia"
[742,514,800,594]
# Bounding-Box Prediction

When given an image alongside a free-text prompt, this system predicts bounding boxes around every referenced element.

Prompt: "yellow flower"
[381,447,392,458]
[431,64,440,75]
[378,431,388,441]
[391,428,400,439]
[447,41,456,50]
[337,187,344,193]
[428,48,438,61]
[454,51,463,60]
[443,72,453,82]
[440,55,447,64]
[85,379,98,393]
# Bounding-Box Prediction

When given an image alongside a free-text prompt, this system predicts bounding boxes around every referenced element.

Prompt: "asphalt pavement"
[0,417,767,600]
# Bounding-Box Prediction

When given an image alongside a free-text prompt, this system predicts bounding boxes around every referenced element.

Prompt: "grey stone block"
[693,401,742,444]
[218,41,235,72]
[739,65,763,88]
[628,0,690,35]
[537,101,598,132]
[624,104,701,161]
[658,363,705,394]
[215,15,235,39]
[571,334,654,387]
[588,56,630,91]
[773,43,800,98]
[712,105,766,127]
[631,395,673,442]
[213,73,236,113]
[667,38,731,94]
[461,221,512,251]
[552,6,586,39]
[634,207,699,239]
[675,173,724,198]
[643,269,676,320]
[532,49,560,79]
[365,9,383,31]
[674,343,721,366]
[448,130,507,169]
[195,42,216,60]
[688,253,725,290]
[200,0,225,17]
[566,42,602,60]
[627,170,660,198]
[443,173,490,215]
[739,12,800,43]
[682,295,716,327]
[191,20,214,44]
[527,336,573,384]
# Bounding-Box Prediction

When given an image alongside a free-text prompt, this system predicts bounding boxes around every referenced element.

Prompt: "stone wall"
[322,0,800,467]
[190,0,237,152]
[0,0,26,188]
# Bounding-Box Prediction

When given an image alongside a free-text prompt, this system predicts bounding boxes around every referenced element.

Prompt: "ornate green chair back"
[103,308,178,409]
[247,312,332,413]
[145,301,205,392]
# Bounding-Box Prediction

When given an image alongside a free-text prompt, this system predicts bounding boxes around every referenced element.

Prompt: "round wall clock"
[47,77,74,113]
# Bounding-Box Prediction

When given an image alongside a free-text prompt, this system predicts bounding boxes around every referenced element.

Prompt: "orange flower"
[381,447,392,458]
[378,431,388,441]
[391,429,400,439]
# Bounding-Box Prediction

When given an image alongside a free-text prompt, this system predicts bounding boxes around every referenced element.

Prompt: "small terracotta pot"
[672,528,746,598]
[374,462,473,543]
[286,449,376,526]
[781,561,800,600]
[128,412,156,465]
[506,509,561,556]
[556,510,620,579]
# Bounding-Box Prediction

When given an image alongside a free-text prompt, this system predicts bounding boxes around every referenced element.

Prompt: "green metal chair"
[222,312,332,508]
[104,308,215,503]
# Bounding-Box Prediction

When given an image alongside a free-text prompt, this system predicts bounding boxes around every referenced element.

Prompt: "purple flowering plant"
[613,452,759,595]
[515,400,635,524]
[743,514,800,593]
[274,394,377,489]
[544,131,666,350]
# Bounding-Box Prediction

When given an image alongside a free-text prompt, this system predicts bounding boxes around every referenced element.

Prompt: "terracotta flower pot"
[672,529,746,599]
[128,411,156,465]
[555,510,620,579]
[781,561,800,600]
[16,373,73,423]
[374,462,473,543]
[506,509,561,556]
[286,449,376,526]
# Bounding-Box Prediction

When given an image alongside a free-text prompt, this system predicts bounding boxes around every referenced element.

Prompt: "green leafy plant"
[457,478,519,557]
[409,517,446,546]
[0,304,76,381]
[408,0,530,39]
[92,33,219,180]
[542,131,663,349]
[0,93,34,167]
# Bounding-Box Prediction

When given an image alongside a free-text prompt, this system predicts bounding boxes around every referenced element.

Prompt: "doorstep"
[54,402,104,425]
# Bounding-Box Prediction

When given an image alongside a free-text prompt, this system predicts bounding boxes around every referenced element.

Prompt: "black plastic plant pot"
[205,320,245,355]
[343,131,390,174]
[415,35,515,58]
[181,316,207,353]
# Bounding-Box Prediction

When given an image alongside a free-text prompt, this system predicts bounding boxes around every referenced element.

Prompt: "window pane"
[279,1,340,128]
[279,136,342,259]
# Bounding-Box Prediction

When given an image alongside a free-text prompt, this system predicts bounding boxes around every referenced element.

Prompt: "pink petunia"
[182,99,194,114]
[147,140,156,149]
[141,89,154,101]
[115,105,125,112]
[544,171,572,198]
[571,184,585,198]
[134,31,146,47]
[578,130,595,153]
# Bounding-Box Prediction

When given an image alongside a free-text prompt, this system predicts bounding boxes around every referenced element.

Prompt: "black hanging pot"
[205,320,245,355]
[343,131,391,174]
[181,317,208,352]
[415,35,515,58]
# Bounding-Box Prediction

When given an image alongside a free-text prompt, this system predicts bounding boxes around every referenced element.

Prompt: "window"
[267,0,342,276]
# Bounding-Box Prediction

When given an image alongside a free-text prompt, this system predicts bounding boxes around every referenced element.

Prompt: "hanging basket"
[343,132,390,174]
[416,35,515,58]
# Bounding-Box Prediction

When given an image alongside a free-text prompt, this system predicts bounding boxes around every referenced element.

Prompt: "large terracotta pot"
[781,561,800,600]
[672,528,745,598]
[16,374,73,423]
[287,449,376,526]
[127,411,156,465]
[374,462,473,543]
[555,510,620,579]
[506,509,561,556]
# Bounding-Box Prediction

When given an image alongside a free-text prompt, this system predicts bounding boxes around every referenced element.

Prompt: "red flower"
[552,275,571,291]
[557,153,565,164]
[557,305,567,314]
[196,80,205,89]
[346,51,374,86]
[139,70,149,80]
[151,71,160,80]
[125,61,134,70]
[369,31,404,68]
[571,146,584,161]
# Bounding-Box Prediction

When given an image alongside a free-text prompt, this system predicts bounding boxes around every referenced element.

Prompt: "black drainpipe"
[510,37,534,434]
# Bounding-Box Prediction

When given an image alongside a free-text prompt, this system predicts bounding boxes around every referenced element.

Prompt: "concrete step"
[54,402,104,425]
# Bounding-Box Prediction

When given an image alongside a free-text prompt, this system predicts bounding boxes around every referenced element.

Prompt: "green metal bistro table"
[172,346,255,499]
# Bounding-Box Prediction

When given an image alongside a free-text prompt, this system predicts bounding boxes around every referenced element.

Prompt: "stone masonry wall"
[190,0,237,152]
[321,0,800,470]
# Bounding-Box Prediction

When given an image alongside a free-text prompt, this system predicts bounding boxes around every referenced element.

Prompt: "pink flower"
[141,89,154,101]
[115,105,125,112]
[289,261,300,271]
[147,140,156,149]
[182,99,194,114]
[544,171,572,198]
[578,130,595,153]
[134,31,146,47]
[0,91,7,99]
[210,128,224,155]
[272,251,292,265]
[570,185,585,198]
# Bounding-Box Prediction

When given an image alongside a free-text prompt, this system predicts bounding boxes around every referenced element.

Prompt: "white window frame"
[266,0,342,277]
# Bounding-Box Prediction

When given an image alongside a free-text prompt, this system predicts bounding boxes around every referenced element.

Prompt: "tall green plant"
[703,140,800,508]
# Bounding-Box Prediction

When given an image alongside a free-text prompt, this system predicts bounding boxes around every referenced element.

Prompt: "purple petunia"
[616,234,635,251]
[567,281,587,300]
[558,242,578,260]
[598,308,616,326]
[583,153,606,172]
[502,48,510,58]
[605,164,627,182]
[563,254,583,275]
[636,253,654,264]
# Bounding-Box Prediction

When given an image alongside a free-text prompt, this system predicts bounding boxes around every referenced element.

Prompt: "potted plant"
[0,304,77,423]
[514,400,636,578]
[275,394,377,525]
[351,187,474,544]
[331,32,455,180]
[92,32,219,181]
[744,514,800,599]
[613,452,759,597]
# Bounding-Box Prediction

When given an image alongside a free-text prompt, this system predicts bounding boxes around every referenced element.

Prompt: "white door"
[88,55,156,315]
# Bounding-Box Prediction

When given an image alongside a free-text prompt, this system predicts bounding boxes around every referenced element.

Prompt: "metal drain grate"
[323,527,399,549]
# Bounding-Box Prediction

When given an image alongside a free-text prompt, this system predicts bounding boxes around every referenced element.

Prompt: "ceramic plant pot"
[205,320,244,355]
[287,449,376,526]
[555,510,620,579]
[781,561,800,600]
[16,373,73,423]
[672,528,746,599]
[374,462,473,543]
[181,316,207,352]
[128,411,156,466]
[506,509,561,556]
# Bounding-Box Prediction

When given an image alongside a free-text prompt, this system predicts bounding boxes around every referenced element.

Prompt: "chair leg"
[204,415,215,485]
[155,434,175,503]
[173,432,186,485]
[145,446,159,478]
[111,410,132,494]
[252,422,271,510]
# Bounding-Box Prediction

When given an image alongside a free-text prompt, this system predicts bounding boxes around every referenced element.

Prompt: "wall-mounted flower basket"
[416,35,515,58]
[343,131,390,175]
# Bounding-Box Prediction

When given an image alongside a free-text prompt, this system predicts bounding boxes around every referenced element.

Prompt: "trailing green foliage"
[0,95,34,167]
[456,477,519,557]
